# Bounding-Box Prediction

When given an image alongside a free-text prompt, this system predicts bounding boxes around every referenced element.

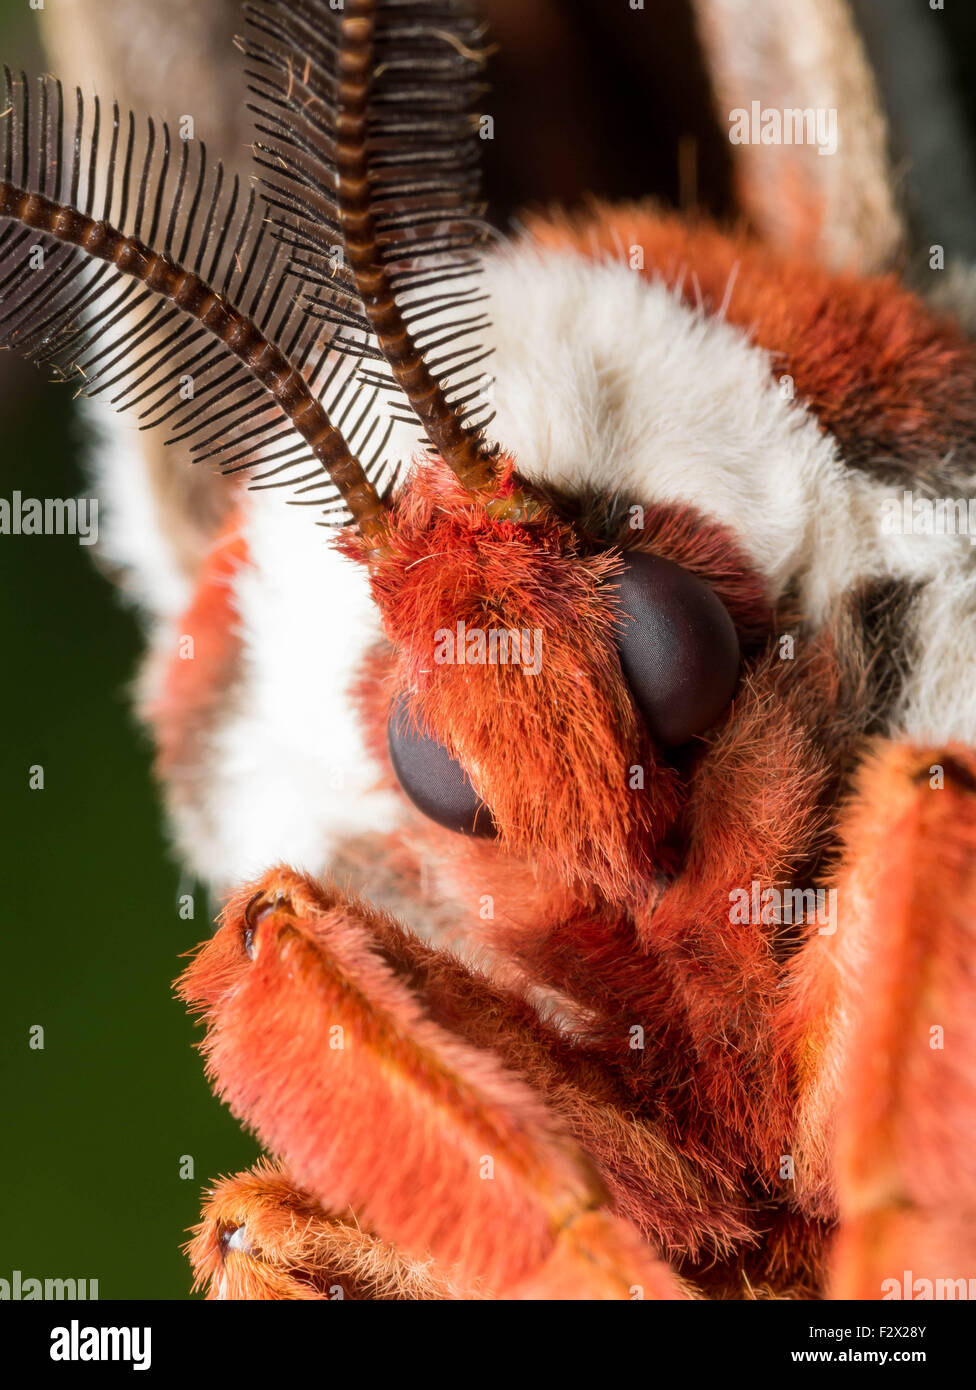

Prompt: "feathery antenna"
[244,0,500,494]
[0,68,392,536]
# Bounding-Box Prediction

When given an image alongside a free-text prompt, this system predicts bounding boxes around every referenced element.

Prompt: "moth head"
[349,455,769,899]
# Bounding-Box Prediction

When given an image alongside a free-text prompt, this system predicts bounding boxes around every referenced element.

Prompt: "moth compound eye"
[387,697,496,837]
[614,552,740,748]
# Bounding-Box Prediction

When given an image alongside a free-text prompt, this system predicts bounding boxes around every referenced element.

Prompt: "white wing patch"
[184,498,401,889]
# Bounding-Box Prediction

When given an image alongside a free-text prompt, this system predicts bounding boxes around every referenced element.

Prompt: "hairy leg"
[187,1158,476,1300]
[178,870,688,1298]
[782,741,976,1297]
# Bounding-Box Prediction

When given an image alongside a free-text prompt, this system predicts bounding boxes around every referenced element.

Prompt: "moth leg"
[781,741,976,1297]
[186,1158,475,1300]
[177,868,688,1299]
[321,877,752,1265]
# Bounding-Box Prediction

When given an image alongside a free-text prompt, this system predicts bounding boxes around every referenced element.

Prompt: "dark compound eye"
[387,696,496,837]
[614,551,740,748]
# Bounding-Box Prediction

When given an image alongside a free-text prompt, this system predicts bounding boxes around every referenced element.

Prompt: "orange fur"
[188,1159,473,1300]
[145,511,247,776]
[778,743,976,1295]
[348,459,679,900]
[177,868,673,1295]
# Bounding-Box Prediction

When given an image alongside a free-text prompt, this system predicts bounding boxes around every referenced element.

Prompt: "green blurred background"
[0,0,258,1299]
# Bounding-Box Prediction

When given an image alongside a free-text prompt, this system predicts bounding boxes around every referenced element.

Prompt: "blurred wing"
[691,0,904,273]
